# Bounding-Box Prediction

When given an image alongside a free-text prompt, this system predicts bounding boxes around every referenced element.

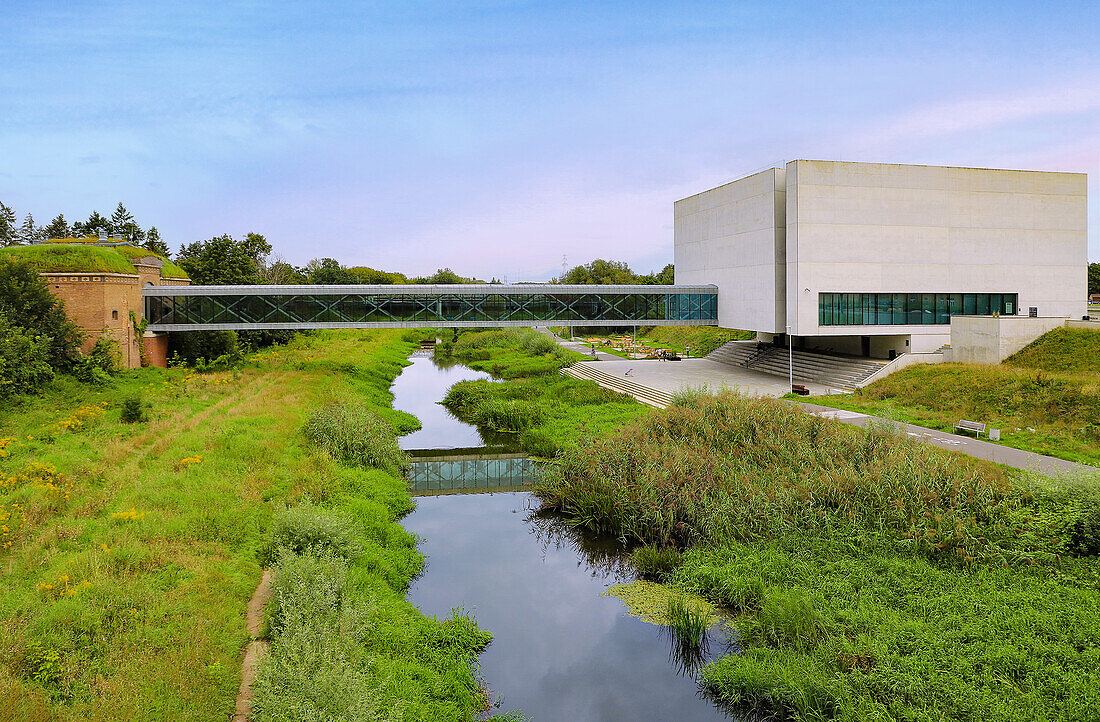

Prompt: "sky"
[1,0,1097,280]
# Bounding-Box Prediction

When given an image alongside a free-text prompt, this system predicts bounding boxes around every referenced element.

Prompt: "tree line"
[0,200,168,256]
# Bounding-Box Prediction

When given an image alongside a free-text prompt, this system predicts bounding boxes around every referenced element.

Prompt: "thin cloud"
[862,80,1100,147]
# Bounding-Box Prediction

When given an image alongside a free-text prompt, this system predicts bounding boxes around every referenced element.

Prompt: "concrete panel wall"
[949,316,1066,364]
[785,160,1087,339]
[675,168,786,333]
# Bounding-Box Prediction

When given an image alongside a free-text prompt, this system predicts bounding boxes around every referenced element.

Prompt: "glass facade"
[145,289,718,328]
[818,293,1017,326]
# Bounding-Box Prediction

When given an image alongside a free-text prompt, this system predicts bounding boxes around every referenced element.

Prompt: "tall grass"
[302,402,408,472]
[537,390,1096,566]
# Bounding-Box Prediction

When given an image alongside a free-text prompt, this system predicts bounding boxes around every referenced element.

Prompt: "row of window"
[145,292,718,326]
[819,293,1018,326]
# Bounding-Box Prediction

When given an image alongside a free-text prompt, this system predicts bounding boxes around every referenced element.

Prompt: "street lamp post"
[785,325,793,391]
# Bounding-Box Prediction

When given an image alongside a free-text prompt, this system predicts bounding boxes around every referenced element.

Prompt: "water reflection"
[408,449,539,496]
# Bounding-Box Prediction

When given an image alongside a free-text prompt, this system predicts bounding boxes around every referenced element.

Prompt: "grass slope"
[0,245,139,275]
[0,330,491,721]
[803,328,1100,466]
[0,243,190,280]
[535,391,1100,720]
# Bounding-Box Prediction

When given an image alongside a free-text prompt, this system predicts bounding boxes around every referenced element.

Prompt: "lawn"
[802,328,1100,467]
[0,330,497,721]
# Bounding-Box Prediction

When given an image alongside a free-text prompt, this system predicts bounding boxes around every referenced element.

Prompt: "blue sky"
[1,1,1097,279]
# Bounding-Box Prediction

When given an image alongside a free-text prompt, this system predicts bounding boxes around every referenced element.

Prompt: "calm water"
[395,354,740,721]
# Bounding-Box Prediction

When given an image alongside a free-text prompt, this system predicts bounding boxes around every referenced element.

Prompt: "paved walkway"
[795,403,1092,476]
[539,329,1095,476]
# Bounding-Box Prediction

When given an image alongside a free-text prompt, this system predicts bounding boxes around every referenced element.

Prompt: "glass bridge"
[143,284,718,330]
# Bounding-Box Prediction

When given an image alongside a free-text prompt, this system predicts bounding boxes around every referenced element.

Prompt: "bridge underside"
[144,284,718,331]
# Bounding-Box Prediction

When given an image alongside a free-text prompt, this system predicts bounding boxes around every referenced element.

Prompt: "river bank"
[0,330,498,721]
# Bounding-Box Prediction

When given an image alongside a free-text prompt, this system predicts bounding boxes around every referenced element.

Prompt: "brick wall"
[41,259,187,370]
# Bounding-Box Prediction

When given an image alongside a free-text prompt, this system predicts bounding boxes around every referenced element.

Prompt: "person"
[685,345,690,358]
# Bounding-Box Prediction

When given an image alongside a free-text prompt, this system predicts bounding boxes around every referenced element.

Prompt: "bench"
[954,420,986,437]
[791,384,810,396]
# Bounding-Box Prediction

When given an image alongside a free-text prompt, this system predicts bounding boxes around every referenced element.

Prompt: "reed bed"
[537,391,1097,566]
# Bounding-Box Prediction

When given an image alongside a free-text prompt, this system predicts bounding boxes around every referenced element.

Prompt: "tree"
[654,263,675,285]
[109,202,135,235]
[0,259,84,369]
[259,254,307,285]
[1089,263,1100,297]
[143,227,170,256]
[0,310,54,398]
[44,214,71,239]
[0,202,16,246]
[305,257,355,284]
[176,233,271,285]
[414,268,482,284]
[73,210,110,237]
[17,213,43,244]
[556,259,637,285]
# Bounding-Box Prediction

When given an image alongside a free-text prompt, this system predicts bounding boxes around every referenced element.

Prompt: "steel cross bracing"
[143,284,719,330]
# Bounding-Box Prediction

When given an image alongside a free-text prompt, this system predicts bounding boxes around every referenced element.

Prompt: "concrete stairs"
[560,363,672,408]
[708,341,887,389]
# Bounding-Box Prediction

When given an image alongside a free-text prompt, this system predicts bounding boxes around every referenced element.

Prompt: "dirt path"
[233,569,274,722]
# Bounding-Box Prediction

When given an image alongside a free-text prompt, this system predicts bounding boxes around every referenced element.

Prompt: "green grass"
[435,328,651,457]
[0,330,494,721]
[636,325,754,356]
[0,243,190,280]
[1004,327,1100,376]
[0,244,141,275]
[534,390,1100,720]
[112,245,189,280]
[801,327,1100,467]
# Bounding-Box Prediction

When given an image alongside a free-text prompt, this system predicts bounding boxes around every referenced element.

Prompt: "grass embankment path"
[0,330,493,721]
[803,327,1100,466]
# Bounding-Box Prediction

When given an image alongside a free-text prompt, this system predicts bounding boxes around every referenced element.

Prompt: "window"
[818,293,1018,326]
[112,310,118,320]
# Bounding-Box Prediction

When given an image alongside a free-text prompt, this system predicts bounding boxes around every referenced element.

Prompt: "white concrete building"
[675,160,1088,357]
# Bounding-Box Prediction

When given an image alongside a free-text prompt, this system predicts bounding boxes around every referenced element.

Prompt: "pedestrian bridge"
[143,283,718,331]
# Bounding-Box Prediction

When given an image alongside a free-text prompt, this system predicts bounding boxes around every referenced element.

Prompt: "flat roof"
[144,283,718,297]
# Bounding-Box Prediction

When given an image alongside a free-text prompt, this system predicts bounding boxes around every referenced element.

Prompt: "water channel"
[393,354,743,720]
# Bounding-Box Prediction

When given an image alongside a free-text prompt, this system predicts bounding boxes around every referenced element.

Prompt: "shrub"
[263,549,349,634]
[0,311,54,397]
[120,395,147,423]
[259,504,363,566]
[303,402,408,471]
[0,258,83,369]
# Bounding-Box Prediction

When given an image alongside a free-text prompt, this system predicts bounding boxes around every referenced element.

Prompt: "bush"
[166,330,241,367]
[263,550,349,634]
[0,258,83,369]
[120,395,148,423]
[303,402,408,472]
[71,337,120,384]
[259,504,363,566]
[0,311,54,397]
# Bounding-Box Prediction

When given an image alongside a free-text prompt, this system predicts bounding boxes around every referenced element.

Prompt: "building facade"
[42,254,189,368]
[675,160,1087,356]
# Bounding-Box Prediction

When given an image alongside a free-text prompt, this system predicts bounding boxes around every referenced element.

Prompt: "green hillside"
[0,243,189,280]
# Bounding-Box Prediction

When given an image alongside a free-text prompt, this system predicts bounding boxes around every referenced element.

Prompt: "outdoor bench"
[954,420,986,437]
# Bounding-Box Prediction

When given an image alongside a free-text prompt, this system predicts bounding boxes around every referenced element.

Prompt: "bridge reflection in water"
[406,447,540,496]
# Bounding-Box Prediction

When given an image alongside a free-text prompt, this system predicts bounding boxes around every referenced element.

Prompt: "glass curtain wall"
[819,293,1017,326]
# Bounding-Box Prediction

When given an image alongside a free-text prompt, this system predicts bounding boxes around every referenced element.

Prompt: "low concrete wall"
[949,316,1067,364]
[856,352,944,387]
[1065,319,1100,331]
